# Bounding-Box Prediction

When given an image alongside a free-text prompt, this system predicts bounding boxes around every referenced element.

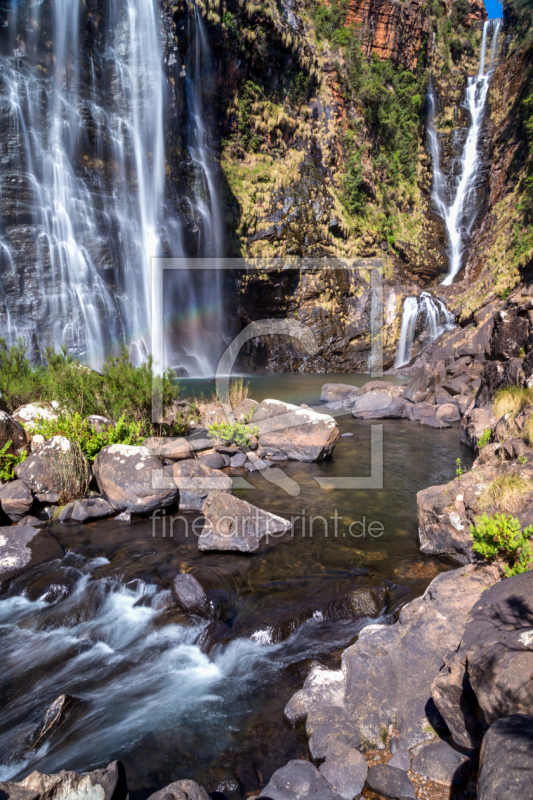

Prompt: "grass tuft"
[479,473,533,515]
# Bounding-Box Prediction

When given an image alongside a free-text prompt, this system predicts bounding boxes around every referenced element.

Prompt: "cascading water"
[394,292,455,368]
[0,0,224,372]
[427,19,501,285]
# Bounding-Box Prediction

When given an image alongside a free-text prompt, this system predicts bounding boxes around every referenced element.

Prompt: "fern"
[0,440,28,482]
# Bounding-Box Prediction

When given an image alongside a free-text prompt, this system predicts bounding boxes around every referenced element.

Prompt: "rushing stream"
[0,375,474,799]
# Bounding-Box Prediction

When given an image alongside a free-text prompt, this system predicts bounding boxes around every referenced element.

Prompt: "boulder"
[388,749,411,772]
[411,739,469,785]
[0,479,33,522]
[478,714,533,800]
[321,383,361,402]
[351,393,411,420]
[232,398,259,421]
[284,665,346,726]
[486,307,529,361]
[142,436,192,460]
[87,415,115,433]
[417,481,476,564]
[171,460,232,512]
[432,570,533,748]
[402,366,440,404]
[15,436,90,503]
[11,403,57,432]
[365,764,415,799]
[93,444,178,514]
[461,407,497,452]
[258,760,343,800]
[0,525,41,579]
[253,400,339,461]
[146,780,210,800]
[455,395,476,417]
[19,762,126,800]
[60,497,114,523]
[435,386,455,405]
[0,411,27,454]
[319,744,368,800]
[306,705,362,759]
[198,492,291,553]
[229,452,247,468]
[340,565,500,750]
[407,402,436,422]
[436,403,461,424]
[198,452,226,470]
[171,573,214,619]
[0,783,39,800]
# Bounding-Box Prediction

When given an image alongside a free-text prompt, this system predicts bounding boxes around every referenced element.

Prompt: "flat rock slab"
[411,739,468,785]
[366,764,416,799]
[478,714,533,800]
[258,760,343,799]
[198,491,291,553]
[253,400,339,462]
[319,744,367,800]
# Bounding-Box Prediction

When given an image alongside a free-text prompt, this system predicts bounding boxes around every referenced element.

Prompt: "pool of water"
[0,376,473,799]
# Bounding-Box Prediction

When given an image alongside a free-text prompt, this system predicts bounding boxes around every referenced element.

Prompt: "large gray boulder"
[19,761,127,800]
[402,366,440,404]
[258,760,343,799]
[11,403,57,433]
[351,393,411,419]
[15,436,90,504]
[170,459,232,512]
[93,444,178,514]
[198,491,291,553]
[0,410,27,454]
[478,714,533,800]
[0,479,33,521]
[461,406,497,452]
[432,570,533,748]
[253,400,339,461]
[319,744,367,800]
[417,480,476,564]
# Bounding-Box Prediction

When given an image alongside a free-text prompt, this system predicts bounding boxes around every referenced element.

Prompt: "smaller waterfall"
[394,292,455,368]
[427,19,501,286]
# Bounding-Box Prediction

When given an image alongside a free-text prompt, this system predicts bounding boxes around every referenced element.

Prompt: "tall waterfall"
[0,0,223,373]
[428,19,501,286]
[394,292,455,368]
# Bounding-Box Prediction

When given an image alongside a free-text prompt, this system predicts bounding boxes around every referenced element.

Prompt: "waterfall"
[427,19,501,286]
[394,292,455,368]
[0,0,223,373]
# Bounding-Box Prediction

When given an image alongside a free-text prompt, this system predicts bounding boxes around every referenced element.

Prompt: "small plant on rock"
[477,428,492,449]
[470,512,533,577]
[0,440,27,482]
[208,421,259,448]
[455,458,465,478]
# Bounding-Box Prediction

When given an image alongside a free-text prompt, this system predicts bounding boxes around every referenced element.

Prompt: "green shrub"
[471,512,533,577]
[31,413,145,463]
[0,440,27,482]
[0,340,180,422]
[478,428,492,449]
[208,421,259,448]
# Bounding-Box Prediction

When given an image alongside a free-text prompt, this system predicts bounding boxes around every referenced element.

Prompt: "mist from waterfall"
[427,19,501,286]
[394,292,455,368]
[0,0,223,373]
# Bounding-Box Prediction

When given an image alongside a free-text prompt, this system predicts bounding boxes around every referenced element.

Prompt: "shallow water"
[0,376,473,799]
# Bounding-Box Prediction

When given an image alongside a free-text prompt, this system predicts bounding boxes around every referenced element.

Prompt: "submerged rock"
[198,491,291,553]
[27,694,87,752]
[197,620,234,655]
[93,444,178,514]
[258,760,343,799]
[171,573,214,619]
